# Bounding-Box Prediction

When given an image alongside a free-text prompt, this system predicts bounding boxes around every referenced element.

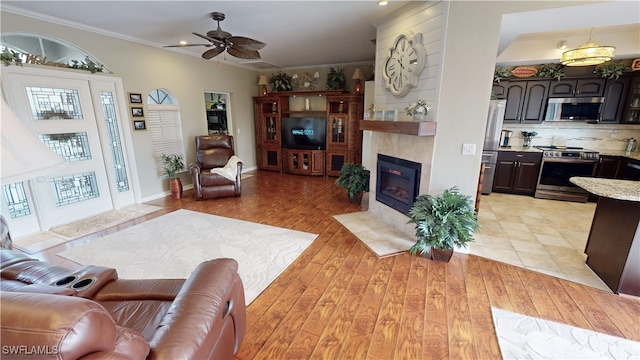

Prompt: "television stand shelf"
[283,149,324,176]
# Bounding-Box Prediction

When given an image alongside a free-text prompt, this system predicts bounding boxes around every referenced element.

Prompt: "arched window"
[1,32,109,72]
[146,89,185,177]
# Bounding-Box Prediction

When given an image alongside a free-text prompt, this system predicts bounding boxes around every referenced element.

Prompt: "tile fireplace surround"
[368,131,436,241]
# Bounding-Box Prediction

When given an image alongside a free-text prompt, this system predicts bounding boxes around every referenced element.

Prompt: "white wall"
[0,11,259,200]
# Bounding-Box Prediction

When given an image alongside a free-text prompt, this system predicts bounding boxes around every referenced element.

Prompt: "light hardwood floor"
[22,170,640,359]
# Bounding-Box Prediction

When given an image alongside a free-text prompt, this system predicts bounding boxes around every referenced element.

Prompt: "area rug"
[50,204,163,239]
[491,307,640,359]
[333,211,415,257]
[58,209,317,304]
[13,204,162,254]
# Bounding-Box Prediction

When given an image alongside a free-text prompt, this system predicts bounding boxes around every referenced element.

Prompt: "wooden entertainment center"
[253,91,363,176]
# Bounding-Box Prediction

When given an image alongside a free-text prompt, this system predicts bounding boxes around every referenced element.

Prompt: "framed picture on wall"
[131,107,144,117]
[129,93,142,104]
[374,110,384,121]
[384,110,398,121]
[133,120,146,130]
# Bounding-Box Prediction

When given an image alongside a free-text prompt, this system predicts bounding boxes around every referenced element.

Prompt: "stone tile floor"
[472,193,610,292]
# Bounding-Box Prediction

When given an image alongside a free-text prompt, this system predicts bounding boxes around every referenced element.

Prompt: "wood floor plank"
[393,256,428,360]
[25,171,640,360]
[339,254,395,360]
[446,256,476,359]
[425,260,448,325]
[367,255,411,359]
[468,300,502,360]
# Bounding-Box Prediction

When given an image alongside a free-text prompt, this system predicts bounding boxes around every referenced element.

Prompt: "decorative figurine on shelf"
[271,102,277,113]
[405,99,430,121]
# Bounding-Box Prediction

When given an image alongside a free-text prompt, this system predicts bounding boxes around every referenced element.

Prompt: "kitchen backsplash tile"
[501,123,640,152]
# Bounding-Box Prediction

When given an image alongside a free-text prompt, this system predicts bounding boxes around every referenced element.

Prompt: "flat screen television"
[281,117,326,150]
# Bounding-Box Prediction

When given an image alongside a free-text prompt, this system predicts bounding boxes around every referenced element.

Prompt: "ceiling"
[1,1,639,70]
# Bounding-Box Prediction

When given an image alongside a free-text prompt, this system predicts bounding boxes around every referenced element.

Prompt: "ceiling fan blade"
[202,47,225,59]
[193,32,224,45]
[227,47,261,60]
[164,43,212,48]
[227,36,266,51]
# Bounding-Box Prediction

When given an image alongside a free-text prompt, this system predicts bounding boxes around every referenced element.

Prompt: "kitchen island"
[570,177,640,297]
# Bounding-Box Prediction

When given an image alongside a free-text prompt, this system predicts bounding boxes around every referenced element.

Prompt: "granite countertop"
[598,150,640,161]
[498,146,542,153]
[570,177,640,202]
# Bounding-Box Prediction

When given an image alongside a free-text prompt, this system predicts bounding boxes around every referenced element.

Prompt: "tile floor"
[339,192,611,292]
[472,192,610,292]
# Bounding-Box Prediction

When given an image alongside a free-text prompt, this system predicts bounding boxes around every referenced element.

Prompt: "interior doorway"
[204,92,232,135]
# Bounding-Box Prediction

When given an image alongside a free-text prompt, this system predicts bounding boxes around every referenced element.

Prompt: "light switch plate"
[462,143,476,155]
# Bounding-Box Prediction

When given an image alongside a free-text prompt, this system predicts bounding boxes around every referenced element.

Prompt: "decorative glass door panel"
[328,115,348,147]
[3,71,114,231]
[264,116,279,143]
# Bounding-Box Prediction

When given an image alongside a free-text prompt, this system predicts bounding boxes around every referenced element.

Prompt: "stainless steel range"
[534,146,599,202]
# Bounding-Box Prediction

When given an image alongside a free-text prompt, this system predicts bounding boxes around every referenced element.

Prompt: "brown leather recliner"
[189,135,242,200]
[0,249,246,360]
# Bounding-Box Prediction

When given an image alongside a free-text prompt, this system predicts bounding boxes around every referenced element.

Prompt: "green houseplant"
[335,163,370,204]
[407,187,480,262]
[161,153,186,199]
[269,71,293,92]
[594,61,632,80]
[326,67,346,90]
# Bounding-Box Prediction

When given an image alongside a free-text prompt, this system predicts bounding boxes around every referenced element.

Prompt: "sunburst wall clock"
[383,32,427,97]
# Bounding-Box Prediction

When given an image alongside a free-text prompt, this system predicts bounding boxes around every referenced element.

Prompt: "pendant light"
[560,28,615,67]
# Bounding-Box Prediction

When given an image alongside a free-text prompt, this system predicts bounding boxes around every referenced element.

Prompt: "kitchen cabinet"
[492,81,508,100]
[594,155,627,179]
[600,77,631,123]
[621,75,640,124]
[548,78,606,97]
[493,151,542,195]
[503,81,549,123]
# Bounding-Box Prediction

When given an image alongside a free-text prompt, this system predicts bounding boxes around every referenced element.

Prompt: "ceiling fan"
[165,12,266,60]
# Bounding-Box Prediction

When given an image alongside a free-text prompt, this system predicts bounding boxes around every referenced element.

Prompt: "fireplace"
[376,154,422,214]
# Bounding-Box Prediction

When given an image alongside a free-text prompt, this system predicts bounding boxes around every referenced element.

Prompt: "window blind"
[147,106,185,177]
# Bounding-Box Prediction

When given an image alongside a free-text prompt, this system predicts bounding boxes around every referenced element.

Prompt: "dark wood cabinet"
[621,75,640,124]
[600,77,631,123]
[493,151,542,195]
[504,81,549,123]
[584,196,640,296]
[492,81,508,100]
[548,78,606,97]
[594,155,627,179]
[254,96,287,171]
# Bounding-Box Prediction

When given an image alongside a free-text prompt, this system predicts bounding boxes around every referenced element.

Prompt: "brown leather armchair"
[189,135,242,200]
[0,249,246,360]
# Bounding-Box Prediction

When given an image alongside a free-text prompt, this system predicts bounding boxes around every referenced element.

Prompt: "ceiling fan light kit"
[165,12,266,60]
[560,28,615,67]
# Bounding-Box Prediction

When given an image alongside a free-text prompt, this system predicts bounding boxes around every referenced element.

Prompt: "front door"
[3,69,116,232]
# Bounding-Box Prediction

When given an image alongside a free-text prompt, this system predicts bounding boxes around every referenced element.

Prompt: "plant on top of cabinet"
[537,63,565,81]
[326,67,346,90]
[269,71,293,92]
[494,67,512,83]
[594,61,632,80]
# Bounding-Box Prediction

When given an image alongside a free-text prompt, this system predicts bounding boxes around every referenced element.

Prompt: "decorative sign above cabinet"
[383,32,427,97]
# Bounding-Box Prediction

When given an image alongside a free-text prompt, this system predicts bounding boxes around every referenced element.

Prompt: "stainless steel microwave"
[544,97,604,121]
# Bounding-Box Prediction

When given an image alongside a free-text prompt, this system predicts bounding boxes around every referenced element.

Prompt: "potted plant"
[326,67,346,90]
[161,153,186,199]
[407,187,480,262]
[594,61,632,80]
[269,71,293,92]
[335,163,370,204]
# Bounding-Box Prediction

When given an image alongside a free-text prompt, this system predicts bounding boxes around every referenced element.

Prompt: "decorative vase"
[412,106,428,121]
[349,191,363,205]
[430,248,454,262]
[169,178,183,200]
[523,137,532,147]
[413,112,425,122]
